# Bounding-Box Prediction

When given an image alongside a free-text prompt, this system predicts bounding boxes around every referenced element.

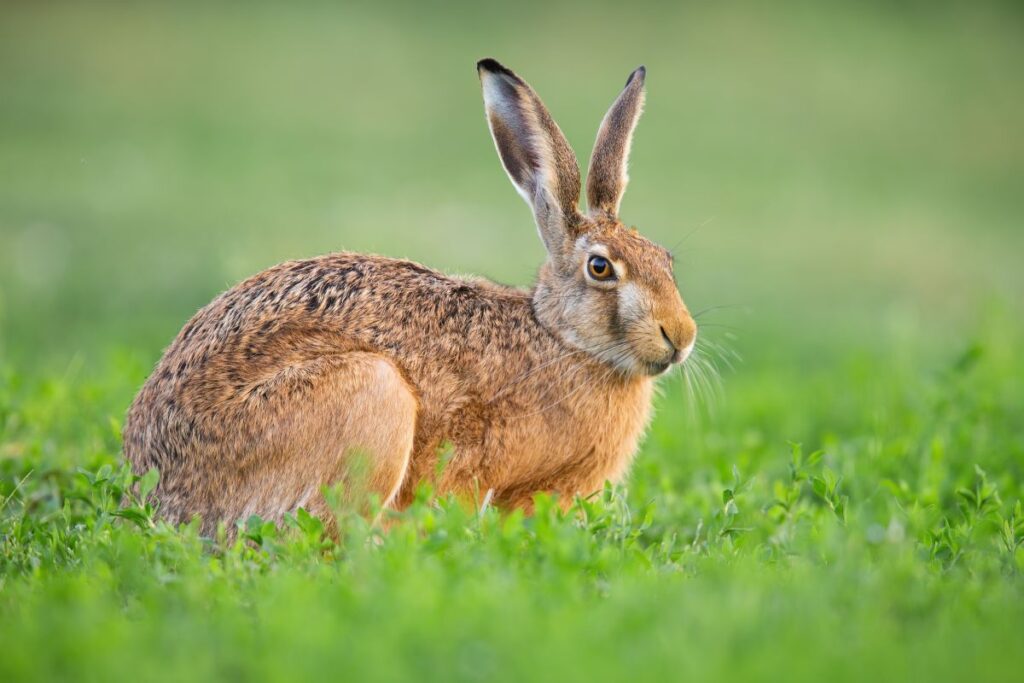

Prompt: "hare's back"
[154,253,452,374]
[135,252,534,403]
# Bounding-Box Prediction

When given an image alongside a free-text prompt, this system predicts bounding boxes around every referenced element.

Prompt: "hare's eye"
[587,255,615,281]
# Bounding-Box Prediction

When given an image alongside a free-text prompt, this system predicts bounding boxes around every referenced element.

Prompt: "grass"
[2,331,1022,682]
[1,1,1023,681]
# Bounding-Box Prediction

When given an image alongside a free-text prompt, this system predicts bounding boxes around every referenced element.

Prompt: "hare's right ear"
[477,59,583,258]
[586,66,646,218]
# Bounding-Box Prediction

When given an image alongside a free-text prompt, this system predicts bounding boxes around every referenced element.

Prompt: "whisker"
[692,322,740,332]
[667,216,716,255]
[487,347,589,403]
[692,303,747,320]
[696,337,741,373]
[503,337,637,420]
[676,345,725,418]
[508,358,619,420]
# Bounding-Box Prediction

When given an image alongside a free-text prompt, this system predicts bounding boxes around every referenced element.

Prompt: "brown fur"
[123,60,697,534]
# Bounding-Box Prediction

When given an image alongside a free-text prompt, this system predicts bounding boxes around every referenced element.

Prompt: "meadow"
[1,2,1023,681]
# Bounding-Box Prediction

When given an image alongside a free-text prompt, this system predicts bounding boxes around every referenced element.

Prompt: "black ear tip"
[627,65,646,86]
[477,58,511,75]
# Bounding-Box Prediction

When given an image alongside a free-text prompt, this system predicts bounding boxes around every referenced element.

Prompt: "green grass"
[2,1,1023,681]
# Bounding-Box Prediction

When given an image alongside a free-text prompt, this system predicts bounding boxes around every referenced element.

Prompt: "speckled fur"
[123,60,697,534]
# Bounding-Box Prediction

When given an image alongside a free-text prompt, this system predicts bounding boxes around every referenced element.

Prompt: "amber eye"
[587,255,615,281]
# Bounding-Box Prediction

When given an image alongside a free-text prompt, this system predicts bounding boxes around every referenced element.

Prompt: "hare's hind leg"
[228,352,418,530]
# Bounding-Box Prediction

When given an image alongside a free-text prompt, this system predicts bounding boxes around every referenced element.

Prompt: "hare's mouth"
[644,359,673,376]
[641,337,695,376]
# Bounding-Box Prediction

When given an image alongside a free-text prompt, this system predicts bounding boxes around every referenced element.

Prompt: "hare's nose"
[659,316,697,363]
[660,326,677,355]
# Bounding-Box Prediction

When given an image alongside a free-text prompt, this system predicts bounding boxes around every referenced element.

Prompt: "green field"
[2,2,1023,681]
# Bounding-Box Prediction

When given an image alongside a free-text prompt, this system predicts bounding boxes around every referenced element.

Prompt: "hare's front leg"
[227,352,418,530]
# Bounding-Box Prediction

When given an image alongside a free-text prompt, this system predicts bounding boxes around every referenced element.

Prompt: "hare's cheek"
[615,282,648,329]
[582,299,615,341]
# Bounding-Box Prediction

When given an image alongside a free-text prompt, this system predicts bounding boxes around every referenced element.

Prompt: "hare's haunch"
[124,60,698,533]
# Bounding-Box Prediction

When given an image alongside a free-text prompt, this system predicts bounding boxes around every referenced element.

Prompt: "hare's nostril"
[659,326,676,352]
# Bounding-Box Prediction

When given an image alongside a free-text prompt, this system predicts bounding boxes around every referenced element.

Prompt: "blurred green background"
[2,3,1024,681]
[2,0,1021,375]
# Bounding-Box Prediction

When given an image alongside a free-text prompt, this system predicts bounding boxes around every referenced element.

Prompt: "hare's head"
[478,59,697,377]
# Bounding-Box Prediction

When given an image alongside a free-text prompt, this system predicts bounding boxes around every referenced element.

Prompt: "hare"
[123,59,698,534]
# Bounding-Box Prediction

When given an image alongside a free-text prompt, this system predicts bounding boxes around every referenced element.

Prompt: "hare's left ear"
[586,66,646,217]
[478,59,583,258]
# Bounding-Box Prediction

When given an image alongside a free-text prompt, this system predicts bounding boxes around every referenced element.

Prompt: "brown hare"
[123,59,698,534]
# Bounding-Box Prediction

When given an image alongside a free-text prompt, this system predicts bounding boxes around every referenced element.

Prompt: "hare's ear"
[477,59,583,255]
[586,66,646,217]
